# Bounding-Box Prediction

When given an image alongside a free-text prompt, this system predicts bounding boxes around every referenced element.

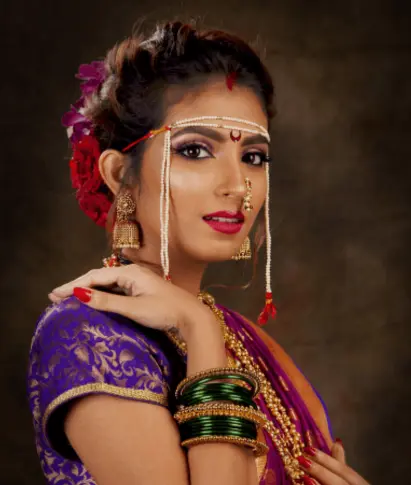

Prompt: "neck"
[121,247,206,296]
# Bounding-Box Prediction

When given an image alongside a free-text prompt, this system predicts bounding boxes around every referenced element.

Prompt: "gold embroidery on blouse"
[42,383,168,441]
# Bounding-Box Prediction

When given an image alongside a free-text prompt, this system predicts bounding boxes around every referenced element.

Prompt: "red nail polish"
[335,437,344,446]
[302,476,316,485]
[297,456,312,468]
[304,447,317,457]
[73,287,92,303]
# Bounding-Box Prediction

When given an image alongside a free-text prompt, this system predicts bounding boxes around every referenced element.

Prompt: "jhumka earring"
[112,192,140,250]
[232,178,253,261]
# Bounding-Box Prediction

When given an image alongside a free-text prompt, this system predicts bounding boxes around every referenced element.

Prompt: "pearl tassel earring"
[160,128,172,281]
[257,162,277,326]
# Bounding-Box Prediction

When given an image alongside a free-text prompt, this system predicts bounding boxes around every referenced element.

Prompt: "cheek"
[169,164,213,210]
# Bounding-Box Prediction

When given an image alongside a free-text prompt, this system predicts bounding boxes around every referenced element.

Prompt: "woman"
[27,21,370,485]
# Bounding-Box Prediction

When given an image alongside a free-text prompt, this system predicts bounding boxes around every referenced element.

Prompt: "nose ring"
[243,178,253,212]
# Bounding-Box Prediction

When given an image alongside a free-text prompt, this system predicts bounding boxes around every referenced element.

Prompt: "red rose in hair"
[69,135,102,190]
[76,186,112,228]
[69,134,112,227]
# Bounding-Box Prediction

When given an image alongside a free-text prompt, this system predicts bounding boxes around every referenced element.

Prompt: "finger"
[71,287,171,331]
[301,448,368,485]
[298,455,347,485]
[301,476,320,485]
[72,286,141,320]
[331,438,346,465]
[51,267,132,298]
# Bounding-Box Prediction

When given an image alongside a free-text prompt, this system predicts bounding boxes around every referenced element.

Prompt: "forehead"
[164,79,268,130]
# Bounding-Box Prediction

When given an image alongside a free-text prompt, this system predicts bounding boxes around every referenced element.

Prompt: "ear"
[98,149,128,195]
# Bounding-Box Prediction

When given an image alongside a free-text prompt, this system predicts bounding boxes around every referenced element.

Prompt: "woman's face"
[133,79,270,265]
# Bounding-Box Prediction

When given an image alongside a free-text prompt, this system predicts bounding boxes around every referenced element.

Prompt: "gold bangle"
[181,435,269,457]
[175,367,261,399]
[174,402,267,427]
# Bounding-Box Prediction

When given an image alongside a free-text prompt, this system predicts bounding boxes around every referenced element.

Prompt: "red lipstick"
[203,211,245,235]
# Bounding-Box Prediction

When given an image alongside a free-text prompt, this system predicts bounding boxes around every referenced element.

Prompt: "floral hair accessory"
[61,61,106,143]
[62,60,113,227]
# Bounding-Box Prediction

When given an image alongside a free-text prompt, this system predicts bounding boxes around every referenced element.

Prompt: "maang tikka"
[112,192,140,250]
[232,178,253,261]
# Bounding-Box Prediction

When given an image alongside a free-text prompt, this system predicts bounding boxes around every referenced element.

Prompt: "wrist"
[178,300,218,342]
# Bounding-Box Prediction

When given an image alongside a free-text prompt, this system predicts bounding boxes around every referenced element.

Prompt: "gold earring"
[232,236,252,260]
[243,178,253,212]
[112,192,140,250]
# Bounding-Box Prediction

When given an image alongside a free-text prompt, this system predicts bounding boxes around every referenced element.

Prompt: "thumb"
[331,438,346,465]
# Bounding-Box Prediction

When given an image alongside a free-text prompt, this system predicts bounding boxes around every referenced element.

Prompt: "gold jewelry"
[175,367,261,399]
[181,436,269,457]
[166,292,306,484]
[231,236,251,261]
[174,402,267,428]
[112,192,140,250]
[243,177,253,212]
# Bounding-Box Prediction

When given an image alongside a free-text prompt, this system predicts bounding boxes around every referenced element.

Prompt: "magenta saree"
[28,296,333,484]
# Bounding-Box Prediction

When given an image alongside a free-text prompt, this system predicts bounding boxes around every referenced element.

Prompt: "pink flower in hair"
[61,61,107,143]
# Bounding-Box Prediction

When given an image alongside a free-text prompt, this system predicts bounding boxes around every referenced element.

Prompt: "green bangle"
[182,415,257,429]
[179,392,257,409]
[180,423,257,441]
[181,382,253,400]
[180,428,257,441]
[180,416,257,441]
[183,374,257,396]
[175,368,261,399]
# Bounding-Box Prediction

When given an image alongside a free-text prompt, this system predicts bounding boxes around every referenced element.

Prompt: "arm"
[65,310,259,485]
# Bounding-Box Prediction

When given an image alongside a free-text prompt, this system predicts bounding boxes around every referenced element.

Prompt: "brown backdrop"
[2,1,410,484]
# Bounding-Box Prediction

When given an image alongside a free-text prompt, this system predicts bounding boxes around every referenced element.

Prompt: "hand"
[48,264,212,335]
[297,440,371,485]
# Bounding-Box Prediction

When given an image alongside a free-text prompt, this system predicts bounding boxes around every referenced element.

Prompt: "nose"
[215,156,247,203]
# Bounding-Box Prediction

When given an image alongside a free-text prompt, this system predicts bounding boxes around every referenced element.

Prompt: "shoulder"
[30,296,174,371]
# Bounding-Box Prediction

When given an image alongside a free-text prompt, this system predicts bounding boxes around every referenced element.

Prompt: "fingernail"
[304,447,317,457]
[302,476,316,485]
[297,455,312,468]
[335,437,343,446]
[73,287,92,303]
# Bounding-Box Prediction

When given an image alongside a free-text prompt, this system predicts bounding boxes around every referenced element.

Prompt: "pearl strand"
[164,130,172,278]
[265,162,272,294]
[171,122,270,141]
[172,116,270,137]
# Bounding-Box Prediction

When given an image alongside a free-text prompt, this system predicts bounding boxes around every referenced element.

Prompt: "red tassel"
[257,292,277,326]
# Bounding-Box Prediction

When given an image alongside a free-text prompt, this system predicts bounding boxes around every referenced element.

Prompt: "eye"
[242,151,271,166]
[173,142,213,160]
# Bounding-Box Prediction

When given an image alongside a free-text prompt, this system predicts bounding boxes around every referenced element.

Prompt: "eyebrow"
[171,126,270,146]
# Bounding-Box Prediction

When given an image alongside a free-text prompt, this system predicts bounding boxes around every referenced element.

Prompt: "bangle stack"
[174,367,269,457]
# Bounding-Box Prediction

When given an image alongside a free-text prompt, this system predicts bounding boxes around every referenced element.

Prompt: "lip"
[203,210,245,221]
[203,211,245,235]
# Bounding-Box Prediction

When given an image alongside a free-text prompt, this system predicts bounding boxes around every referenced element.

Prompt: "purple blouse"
[28,296,185,484]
